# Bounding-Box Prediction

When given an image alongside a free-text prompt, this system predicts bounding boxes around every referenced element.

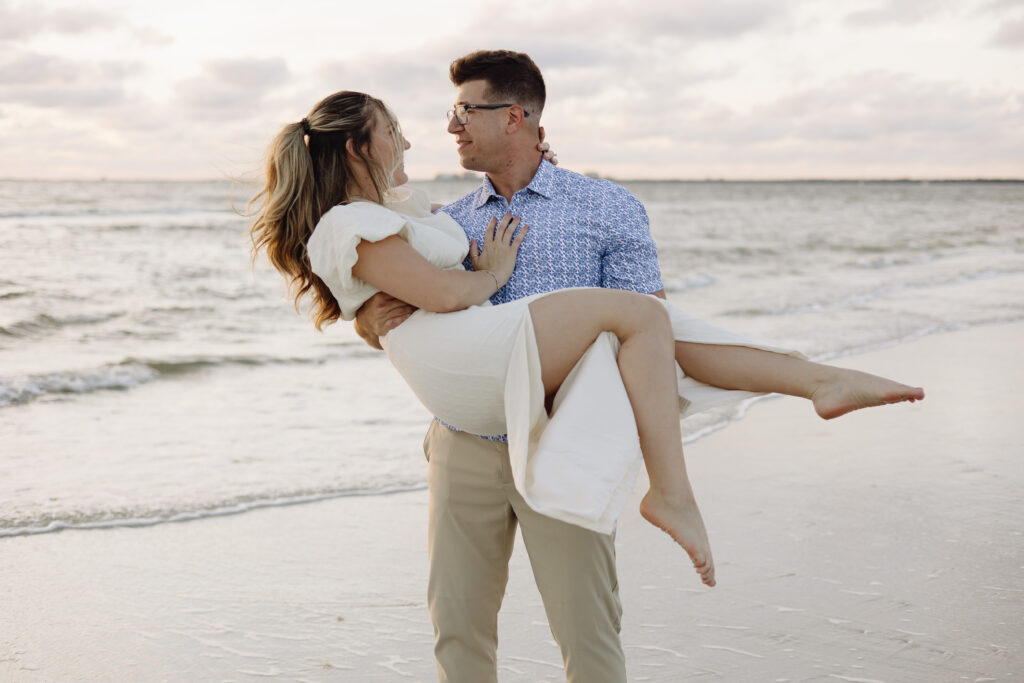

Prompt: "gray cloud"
[623,0,781,38]
[982,0,1024,13]
[440,0,785,54]
[46,6,117,34]
[991,15,1024,45]
[0,51,139,85]
[3,83,124,107]
[133,25,174,47]
[176,58,291,118]
[844,0,951,26]
[733,71,1013,144]
[0,2,121,41]
[546,68,1024,178]
[0,50,138,108]
[313,54,449,120]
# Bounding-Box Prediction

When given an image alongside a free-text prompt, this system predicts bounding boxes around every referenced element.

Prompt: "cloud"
[623,0,782,38]
[763,71,1006,140]
[431,0,785,60]
[991,15,1024,45]
[0,1,122,41]
[844,0,951,26]
[982,0,1024,14]
[176,58,291,119]
[545,68,1024,178]
[133,25,174,47]
[0,50,137,108]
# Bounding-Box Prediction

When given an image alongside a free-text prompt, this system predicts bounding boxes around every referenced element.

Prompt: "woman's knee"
[623,292,672,336]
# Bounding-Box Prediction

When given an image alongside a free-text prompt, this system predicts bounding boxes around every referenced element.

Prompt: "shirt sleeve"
[307,203,411,320]
[600,191,664,294]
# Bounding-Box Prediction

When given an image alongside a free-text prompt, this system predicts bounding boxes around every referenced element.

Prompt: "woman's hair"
[248,90,403,330]
[449,50,546,119]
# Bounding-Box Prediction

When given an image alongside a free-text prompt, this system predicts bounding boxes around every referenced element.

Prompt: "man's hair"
[449,50,545,119]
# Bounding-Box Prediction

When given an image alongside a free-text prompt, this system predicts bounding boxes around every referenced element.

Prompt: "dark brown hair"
[248,91,402,329]
[449,50,546,118]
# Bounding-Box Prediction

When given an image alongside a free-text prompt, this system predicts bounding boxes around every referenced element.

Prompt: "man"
[355,50,666,683]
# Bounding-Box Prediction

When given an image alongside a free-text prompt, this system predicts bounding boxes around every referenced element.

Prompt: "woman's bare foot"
[639,489,716,587]
[811,369,925,420]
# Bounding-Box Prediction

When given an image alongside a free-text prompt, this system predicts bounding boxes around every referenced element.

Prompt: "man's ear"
[504,105,527,135]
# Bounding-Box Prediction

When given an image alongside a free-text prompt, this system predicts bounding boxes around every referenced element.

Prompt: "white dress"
[308,188,803,533]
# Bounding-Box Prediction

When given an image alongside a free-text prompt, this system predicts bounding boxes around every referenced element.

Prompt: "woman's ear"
[347,137,374,161]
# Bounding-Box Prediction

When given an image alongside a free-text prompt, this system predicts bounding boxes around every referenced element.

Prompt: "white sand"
[2,324,1022,682]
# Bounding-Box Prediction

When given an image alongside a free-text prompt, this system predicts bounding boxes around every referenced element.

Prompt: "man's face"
[447,79,506,172]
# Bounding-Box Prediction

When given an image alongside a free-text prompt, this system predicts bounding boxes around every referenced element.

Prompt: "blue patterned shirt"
[436,160,663,440]
[442,160,663,301]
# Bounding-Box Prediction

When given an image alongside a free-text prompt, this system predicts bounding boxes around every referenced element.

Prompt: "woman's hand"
[537,126,558,165]
[469,213,528,291]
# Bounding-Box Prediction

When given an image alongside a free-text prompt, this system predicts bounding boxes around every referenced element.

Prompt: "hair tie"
[301,118,311,134]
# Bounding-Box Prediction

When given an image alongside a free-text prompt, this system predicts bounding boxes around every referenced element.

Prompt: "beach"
[3,323,1021,682]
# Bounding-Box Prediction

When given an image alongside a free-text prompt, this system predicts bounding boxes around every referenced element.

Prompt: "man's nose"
[447,116,463,134]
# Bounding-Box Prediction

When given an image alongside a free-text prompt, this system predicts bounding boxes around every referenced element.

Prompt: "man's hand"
[354,292,418,350]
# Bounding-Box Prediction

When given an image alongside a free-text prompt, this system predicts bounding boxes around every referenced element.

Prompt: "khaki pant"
[424,420,627,683]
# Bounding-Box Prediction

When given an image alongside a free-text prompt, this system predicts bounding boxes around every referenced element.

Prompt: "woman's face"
[370,109,411,187]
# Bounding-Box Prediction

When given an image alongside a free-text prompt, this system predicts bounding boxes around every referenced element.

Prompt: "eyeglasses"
[446,103,530,125]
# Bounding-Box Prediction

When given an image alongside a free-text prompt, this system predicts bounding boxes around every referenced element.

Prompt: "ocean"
[2,178,1022,538]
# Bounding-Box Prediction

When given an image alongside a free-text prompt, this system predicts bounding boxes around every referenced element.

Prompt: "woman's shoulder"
[315,201,410,240]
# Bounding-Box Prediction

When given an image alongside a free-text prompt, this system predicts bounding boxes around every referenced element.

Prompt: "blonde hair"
[248,91,404,330]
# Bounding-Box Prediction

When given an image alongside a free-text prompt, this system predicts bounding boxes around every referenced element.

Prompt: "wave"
[722,266,1024,317]
[663,273,715,292]
[0,207,227,220]
[0,363,159,407]
[0,354,324,408]
[0,484,427,538]
[0,311,125,338]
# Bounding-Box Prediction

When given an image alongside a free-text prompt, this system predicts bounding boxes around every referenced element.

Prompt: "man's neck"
[486,153,543,203]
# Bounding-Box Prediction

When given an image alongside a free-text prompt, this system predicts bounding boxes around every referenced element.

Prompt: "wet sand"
[2,323,1021,681]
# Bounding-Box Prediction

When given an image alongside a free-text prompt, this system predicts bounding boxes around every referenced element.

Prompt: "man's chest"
[454,200,608,298]
[459,200,604,261]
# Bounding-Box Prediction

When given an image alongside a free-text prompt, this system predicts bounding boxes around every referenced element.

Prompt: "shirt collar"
[472,159,558,209]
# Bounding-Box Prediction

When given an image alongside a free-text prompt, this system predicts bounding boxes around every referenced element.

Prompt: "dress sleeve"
[600,190,664,294]
[307,202,413,320]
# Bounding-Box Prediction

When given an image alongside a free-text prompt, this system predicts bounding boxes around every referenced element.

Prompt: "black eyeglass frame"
[446,103,530,125]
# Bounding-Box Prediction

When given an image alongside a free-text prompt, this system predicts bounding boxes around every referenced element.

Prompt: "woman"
[249,91,924,587]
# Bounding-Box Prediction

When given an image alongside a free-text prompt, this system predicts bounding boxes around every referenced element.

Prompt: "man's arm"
[353,292,419,351]
[600,188,665,295]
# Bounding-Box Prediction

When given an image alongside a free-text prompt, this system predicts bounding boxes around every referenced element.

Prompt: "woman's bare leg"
[674,343,924,419]
[528,290,715,586]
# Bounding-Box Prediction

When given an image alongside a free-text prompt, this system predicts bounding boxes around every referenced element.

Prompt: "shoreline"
[2,322,1022,681]
[3,319,1008,541]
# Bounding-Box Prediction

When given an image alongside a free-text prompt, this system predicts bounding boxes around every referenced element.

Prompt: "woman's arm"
[352,213,527,313]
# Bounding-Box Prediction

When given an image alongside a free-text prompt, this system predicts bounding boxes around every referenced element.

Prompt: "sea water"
[2,178,1022,537]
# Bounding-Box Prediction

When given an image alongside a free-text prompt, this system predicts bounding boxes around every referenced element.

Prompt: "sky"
[1,0,1022,180]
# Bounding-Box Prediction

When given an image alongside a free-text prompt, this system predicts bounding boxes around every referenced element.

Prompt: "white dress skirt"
[307,188,805,534]
[381,289,804,534]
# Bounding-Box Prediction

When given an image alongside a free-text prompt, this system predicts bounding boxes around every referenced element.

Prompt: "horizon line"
[2,176,1023,184]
